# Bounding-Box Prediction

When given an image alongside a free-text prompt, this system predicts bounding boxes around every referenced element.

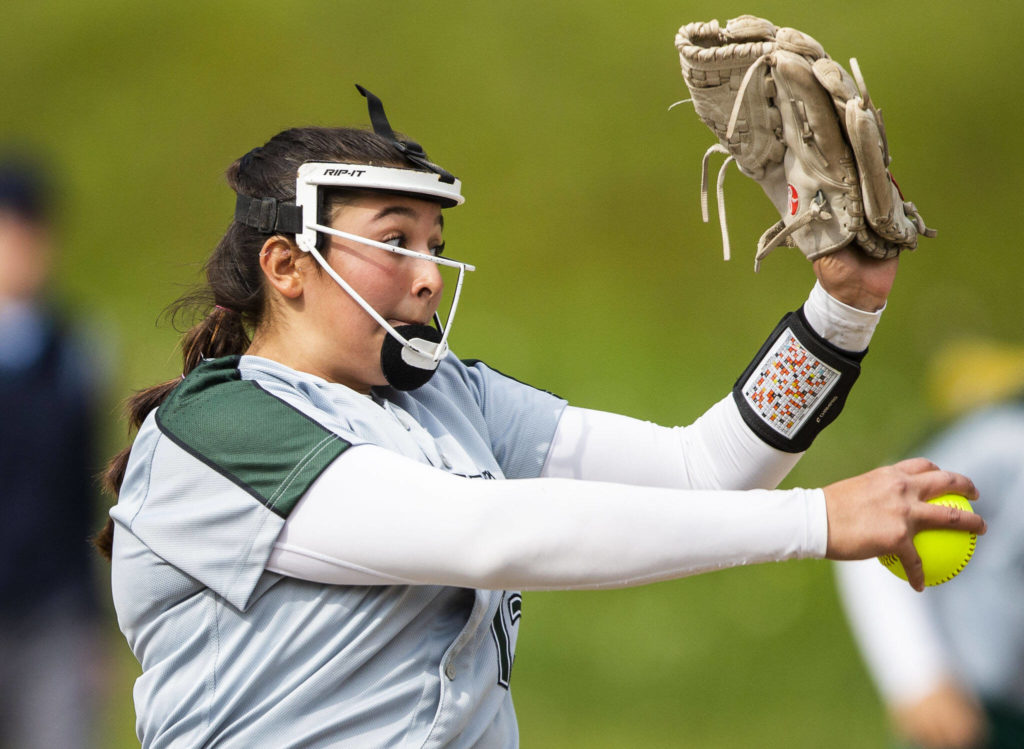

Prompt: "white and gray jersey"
[110,284,873,747]
[110,354,565,748]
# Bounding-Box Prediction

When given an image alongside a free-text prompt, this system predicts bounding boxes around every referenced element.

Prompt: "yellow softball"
[878,494,977,586]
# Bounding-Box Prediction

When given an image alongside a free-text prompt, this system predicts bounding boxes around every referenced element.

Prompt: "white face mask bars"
[301,222,474,365]
[290,160,470,370]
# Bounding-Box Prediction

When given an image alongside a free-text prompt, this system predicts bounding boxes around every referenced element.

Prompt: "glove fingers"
[845,103,916,244]
[773,52,852,181]
[766,52,865,261]
[855,230,905,259]
[775,27,825,58]
[676,16,933,270]
[812,58,859,105]
[723,14,777,41]
[815,56,920,246]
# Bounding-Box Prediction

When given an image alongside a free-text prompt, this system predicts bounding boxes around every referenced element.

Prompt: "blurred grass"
[4,1,1022,746]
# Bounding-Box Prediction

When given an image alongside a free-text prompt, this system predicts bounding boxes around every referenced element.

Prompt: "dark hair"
[0,149,55,224]
[94,127,417,559]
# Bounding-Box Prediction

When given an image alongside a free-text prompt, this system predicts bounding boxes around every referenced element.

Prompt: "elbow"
[448,500,548,590]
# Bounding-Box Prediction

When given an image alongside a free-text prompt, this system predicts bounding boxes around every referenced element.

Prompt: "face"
[298,192,446,390]
[0,210,52,302]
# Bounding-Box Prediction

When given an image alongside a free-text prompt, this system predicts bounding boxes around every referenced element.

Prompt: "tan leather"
[675,15,935,271]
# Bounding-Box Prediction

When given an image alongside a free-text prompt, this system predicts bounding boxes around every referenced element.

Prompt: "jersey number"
[490,592,522,689]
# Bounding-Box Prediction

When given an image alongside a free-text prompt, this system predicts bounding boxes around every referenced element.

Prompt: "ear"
[258,236,307,299]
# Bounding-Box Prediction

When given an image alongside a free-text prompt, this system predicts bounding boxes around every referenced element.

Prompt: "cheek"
[312,267,399,342]
[341,274,399,319]
[330,252,404,307]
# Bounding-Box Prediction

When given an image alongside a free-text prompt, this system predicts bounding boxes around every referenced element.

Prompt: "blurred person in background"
[835,343,1024,749]
[0,151,107,748]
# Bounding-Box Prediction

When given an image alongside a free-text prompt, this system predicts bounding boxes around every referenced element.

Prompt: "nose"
[411,254,444,300]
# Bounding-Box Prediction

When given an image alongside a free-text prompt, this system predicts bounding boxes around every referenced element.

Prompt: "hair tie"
[209,305,237,348]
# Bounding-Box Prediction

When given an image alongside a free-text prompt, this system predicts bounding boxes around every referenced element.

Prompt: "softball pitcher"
[96,78,982,747]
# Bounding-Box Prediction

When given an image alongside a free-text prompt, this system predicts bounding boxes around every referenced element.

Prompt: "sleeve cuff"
[802,280,884,354]
[803,488,829,558]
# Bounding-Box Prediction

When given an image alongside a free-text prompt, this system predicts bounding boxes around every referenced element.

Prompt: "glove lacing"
[700,144,735,260]
[701,146,834,271]
[726,53,771,140]
[699,53,784,265]
[753,191,831,271]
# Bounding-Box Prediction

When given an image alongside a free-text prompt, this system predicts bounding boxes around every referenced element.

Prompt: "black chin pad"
[380,324,443,391]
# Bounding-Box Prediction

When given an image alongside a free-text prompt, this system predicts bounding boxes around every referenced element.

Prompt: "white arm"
[267,444,828,589]
[542,282,884,490]
[541,400,800,490]
[802,279,883,353]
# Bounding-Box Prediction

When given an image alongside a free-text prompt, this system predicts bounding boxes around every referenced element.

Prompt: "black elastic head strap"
[235,85,458,234]
[355,84,457,185]
[234,194,303,234]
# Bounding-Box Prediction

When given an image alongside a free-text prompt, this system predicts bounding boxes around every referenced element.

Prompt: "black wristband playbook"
[732,307,866,453]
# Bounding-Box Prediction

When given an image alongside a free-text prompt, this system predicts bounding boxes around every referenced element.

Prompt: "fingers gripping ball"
[879,495,977,586]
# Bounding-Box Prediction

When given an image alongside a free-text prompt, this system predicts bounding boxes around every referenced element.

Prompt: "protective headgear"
[234,86,473,391]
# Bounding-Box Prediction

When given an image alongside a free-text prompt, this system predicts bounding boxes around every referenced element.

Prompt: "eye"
[430,242,446,258]
[383,234,406,249]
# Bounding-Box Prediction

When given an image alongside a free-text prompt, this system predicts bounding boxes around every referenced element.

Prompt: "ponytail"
[92,303,254,559]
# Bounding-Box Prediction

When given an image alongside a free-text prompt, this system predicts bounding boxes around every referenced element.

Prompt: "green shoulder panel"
[155,356,349,517]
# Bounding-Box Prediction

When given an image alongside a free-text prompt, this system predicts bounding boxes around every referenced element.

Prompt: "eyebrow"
[372,205,444,228]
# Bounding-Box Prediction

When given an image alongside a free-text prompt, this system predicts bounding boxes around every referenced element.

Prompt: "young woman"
[97,88,984,748]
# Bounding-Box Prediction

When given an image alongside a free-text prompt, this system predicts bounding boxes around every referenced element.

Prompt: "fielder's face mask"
[234,86,473,391]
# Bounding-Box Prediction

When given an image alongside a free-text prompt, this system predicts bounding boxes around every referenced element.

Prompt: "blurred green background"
[3,1,1022,746]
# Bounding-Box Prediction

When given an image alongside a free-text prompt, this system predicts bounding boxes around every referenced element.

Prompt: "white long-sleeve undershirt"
[541,398,799,491]
[266,282,880,590]
[539,280,882,492]
[267,443,827,590]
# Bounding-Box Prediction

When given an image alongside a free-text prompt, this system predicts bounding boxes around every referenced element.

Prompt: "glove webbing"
[697,53,773,263]
[726,54,771,141]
